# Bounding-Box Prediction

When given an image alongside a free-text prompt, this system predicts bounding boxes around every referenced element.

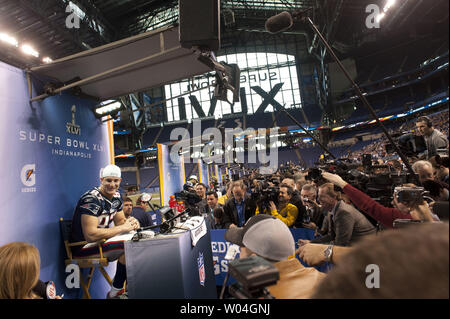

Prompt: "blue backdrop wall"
[0,61,116,299]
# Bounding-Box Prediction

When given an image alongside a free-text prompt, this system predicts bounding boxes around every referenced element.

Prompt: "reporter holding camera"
[281,178,308,228]
[321,172,434,229]
[296,183,326,231]
[255,184,299,227]
[300,183,376,247]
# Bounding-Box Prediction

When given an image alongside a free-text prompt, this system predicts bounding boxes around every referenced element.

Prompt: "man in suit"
[299,183,376,247]
[223,180,257,229]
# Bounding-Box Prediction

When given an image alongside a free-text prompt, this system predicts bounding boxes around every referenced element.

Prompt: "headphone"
[418,116,432,128]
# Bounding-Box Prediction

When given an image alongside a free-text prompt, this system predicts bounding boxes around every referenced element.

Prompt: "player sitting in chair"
[69,164,140,299]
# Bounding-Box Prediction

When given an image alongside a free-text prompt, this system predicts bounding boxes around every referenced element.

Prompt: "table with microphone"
[121,206,217,299]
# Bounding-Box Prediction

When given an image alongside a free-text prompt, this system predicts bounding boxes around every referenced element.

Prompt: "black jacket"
[222,195,257,228]
[291,191,307,227]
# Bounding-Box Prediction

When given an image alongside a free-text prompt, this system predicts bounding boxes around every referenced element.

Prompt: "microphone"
[265,9,312,34]
[265,11,293,34]
[32,280,57,299]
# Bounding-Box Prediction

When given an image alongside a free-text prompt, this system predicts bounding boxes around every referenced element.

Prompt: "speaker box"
[179,0,220,51]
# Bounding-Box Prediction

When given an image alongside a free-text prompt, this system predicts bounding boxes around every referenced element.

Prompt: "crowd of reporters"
[1,114,448,299]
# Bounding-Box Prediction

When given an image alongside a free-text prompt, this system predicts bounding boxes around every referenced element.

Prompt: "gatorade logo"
[21,164,37,193]
[21,164,36,187]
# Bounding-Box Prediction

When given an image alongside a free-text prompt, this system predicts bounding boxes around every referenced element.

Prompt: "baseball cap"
[137,193,152,205]
[101,164,121,178]
[189,175,198,181]
[225,215,295,261]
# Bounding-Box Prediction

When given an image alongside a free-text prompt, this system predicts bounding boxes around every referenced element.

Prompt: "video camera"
[306,158,419,207]
[227,256,279,299]
[385,132,427,157]
[174,185,203,216]
[250,175,280,210]
[174,190,202,206]
[393,186,428,206]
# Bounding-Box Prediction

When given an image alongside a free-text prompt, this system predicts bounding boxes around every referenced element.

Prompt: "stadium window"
[163,52,302,122]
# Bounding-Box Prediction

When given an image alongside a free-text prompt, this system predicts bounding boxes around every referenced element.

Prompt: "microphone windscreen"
[265,11,293,34]
[32,280,48,299]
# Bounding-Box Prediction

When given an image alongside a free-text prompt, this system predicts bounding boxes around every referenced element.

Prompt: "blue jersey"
[70,187,123,248]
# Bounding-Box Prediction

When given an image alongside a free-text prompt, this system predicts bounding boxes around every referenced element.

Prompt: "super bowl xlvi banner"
[198,159,209,185]
[0,61,115,299]
[210,228,330,285]
[158,143,185,206]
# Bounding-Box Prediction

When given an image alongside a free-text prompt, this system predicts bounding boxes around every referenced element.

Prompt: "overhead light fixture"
[42,57,53,64]
[21,44,39,58]
[95,100,122,116]
[0,33,19,47]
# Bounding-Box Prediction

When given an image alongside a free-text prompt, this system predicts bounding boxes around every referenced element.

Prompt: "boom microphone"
[265,11,293,34]
[265,9,313,34]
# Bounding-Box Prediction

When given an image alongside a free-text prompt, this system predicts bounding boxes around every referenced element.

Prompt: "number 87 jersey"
[69,187,123,244]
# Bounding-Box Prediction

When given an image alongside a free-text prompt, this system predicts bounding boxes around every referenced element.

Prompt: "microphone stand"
[137,211,189,234]
[301,16,418,183]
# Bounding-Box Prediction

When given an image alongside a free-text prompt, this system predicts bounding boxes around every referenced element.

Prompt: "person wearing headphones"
[416,116,448,158]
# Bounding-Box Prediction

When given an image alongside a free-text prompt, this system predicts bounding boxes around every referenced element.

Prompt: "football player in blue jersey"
[70,164,139,299]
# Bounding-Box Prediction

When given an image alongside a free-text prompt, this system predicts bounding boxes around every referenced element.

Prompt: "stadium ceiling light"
[95,100,122,115]
[21,44,39,58]
[0,33,19,47]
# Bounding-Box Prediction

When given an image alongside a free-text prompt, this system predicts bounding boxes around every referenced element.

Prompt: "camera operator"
[195,183,208,215]
[188,175,199,186]
[176,182,203,216]
[223,180,257,229]
[281,178,307,228]
[225,215,325,299]
[321,172,435,229]
[416,116,449,158]
[255,184,299,228]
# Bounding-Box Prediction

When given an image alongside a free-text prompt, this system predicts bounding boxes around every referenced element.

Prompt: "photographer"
[176,182,204,216]
[321,172,435,229]
[296,183,326,231]
[282,178,307,227]
[305,183,376,246]
[255,184,299,228]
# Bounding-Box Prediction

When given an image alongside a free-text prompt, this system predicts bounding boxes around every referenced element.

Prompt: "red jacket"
[343,184,412,229]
